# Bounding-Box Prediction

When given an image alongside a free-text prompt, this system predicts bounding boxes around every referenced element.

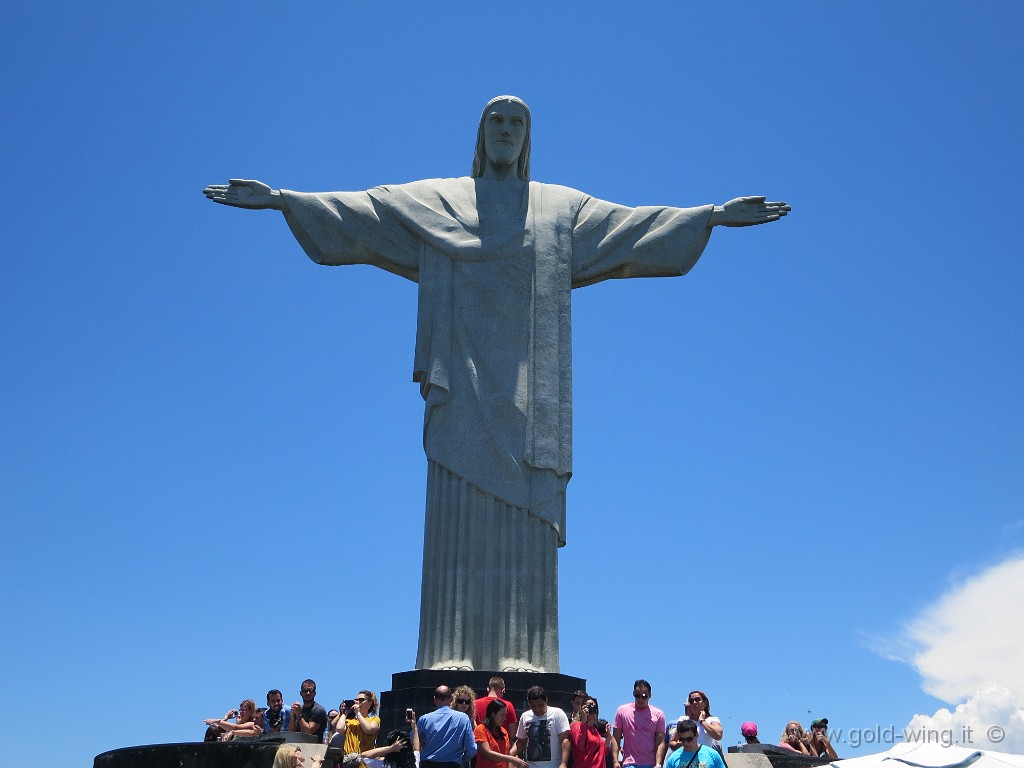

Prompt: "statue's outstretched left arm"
[708,196,791,227]
[202,179,287,211]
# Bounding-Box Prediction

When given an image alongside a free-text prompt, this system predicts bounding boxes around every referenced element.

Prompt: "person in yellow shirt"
[345,690,382,759]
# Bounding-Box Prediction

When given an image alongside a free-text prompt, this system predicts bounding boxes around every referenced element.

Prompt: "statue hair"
[471,95,531,180]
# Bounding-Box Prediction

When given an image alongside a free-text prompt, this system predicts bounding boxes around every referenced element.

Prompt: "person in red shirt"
[475,677,518,733]
[570,697,607,768]
[476,700,528,768]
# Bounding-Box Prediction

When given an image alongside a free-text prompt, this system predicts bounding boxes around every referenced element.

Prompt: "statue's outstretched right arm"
[203,179,287,211]
[204,178,421,281]
[708,196,790,227]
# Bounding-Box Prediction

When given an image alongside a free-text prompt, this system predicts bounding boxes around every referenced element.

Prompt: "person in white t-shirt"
[666,691,722,758]
[514,686,570,768]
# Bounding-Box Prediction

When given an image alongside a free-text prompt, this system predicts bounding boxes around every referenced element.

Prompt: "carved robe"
[281,177,712,671]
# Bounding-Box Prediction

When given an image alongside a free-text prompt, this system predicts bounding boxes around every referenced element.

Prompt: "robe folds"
[281,177,713,671]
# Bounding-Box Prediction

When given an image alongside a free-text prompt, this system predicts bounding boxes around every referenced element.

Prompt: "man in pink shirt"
[612,680,666,768]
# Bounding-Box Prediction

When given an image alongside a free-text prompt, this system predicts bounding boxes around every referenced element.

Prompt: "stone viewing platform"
[93,735,833,768]
[94,733,322,768]
[727,748,833,768]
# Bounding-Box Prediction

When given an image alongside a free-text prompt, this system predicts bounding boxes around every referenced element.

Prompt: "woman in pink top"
[778,721,814,755]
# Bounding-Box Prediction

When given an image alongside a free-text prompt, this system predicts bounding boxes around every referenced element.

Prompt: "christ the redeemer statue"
[204,95,789,673]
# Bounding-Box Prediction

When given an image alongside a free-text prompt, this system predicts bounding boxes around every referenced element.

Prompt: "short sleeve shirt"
[666,746,724,768]
[517,707,571,768]
[301,702,329,742]
[613,704,665,766]
[475,723,513,768]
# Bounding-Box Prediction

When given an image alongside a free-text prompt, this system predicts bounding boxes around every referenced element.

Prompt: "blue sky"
[2,2,1022,766]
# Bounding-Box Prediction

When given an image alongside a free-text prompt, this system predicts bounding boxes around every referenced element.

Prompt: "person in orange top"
[476,700,529,768]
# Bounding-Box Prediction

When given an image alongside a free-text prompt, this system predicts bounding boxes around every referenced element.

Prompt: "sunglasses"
[680,736,696,744]
[456,698,471,705]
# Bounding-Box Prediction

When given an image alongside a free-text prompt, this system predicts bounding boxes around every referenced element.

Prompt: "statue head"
[471,95,531,180]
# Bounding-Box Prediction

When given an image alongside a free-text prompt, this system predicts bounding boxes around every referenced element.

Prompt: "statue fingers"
[757,203,789,219]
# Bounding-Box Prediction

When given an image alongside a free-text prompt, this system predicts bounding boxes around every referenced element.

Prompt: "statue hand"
[710,196,791,227]
[203,179,284,210]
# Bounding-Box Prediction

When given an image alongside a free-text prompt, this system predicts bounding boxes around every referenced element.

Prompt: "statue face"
[482,100,527,169]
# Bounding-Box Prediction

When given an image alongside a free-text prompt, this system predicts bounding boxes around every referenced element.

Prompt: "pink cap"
[740,722,758,737]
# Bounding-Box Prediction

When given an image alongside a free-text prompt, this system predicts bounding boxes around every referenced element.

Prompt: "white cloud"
[893,556,1024,756]
[904,555,1024,702]
[904,686,1024,754]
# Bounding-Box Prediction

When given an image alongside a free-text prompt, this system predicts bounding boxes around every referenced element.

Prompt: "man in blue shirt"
[418,686,477,768]
[263,689,291,734]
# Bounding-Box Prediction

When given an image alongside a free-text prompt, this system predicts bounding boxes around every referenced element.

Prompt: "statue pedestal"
[378,669,587,735]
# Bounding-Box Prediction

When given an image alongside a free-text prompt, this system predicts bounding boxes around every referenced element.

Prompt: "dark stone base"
[762,754,832,768]
[726,747,833,768]
[378,669,587,738]
[93,734,319,768]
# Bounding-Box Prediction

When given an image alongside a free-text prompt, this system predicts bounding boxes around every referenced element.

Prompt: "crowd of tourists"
[204,677,838,768]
